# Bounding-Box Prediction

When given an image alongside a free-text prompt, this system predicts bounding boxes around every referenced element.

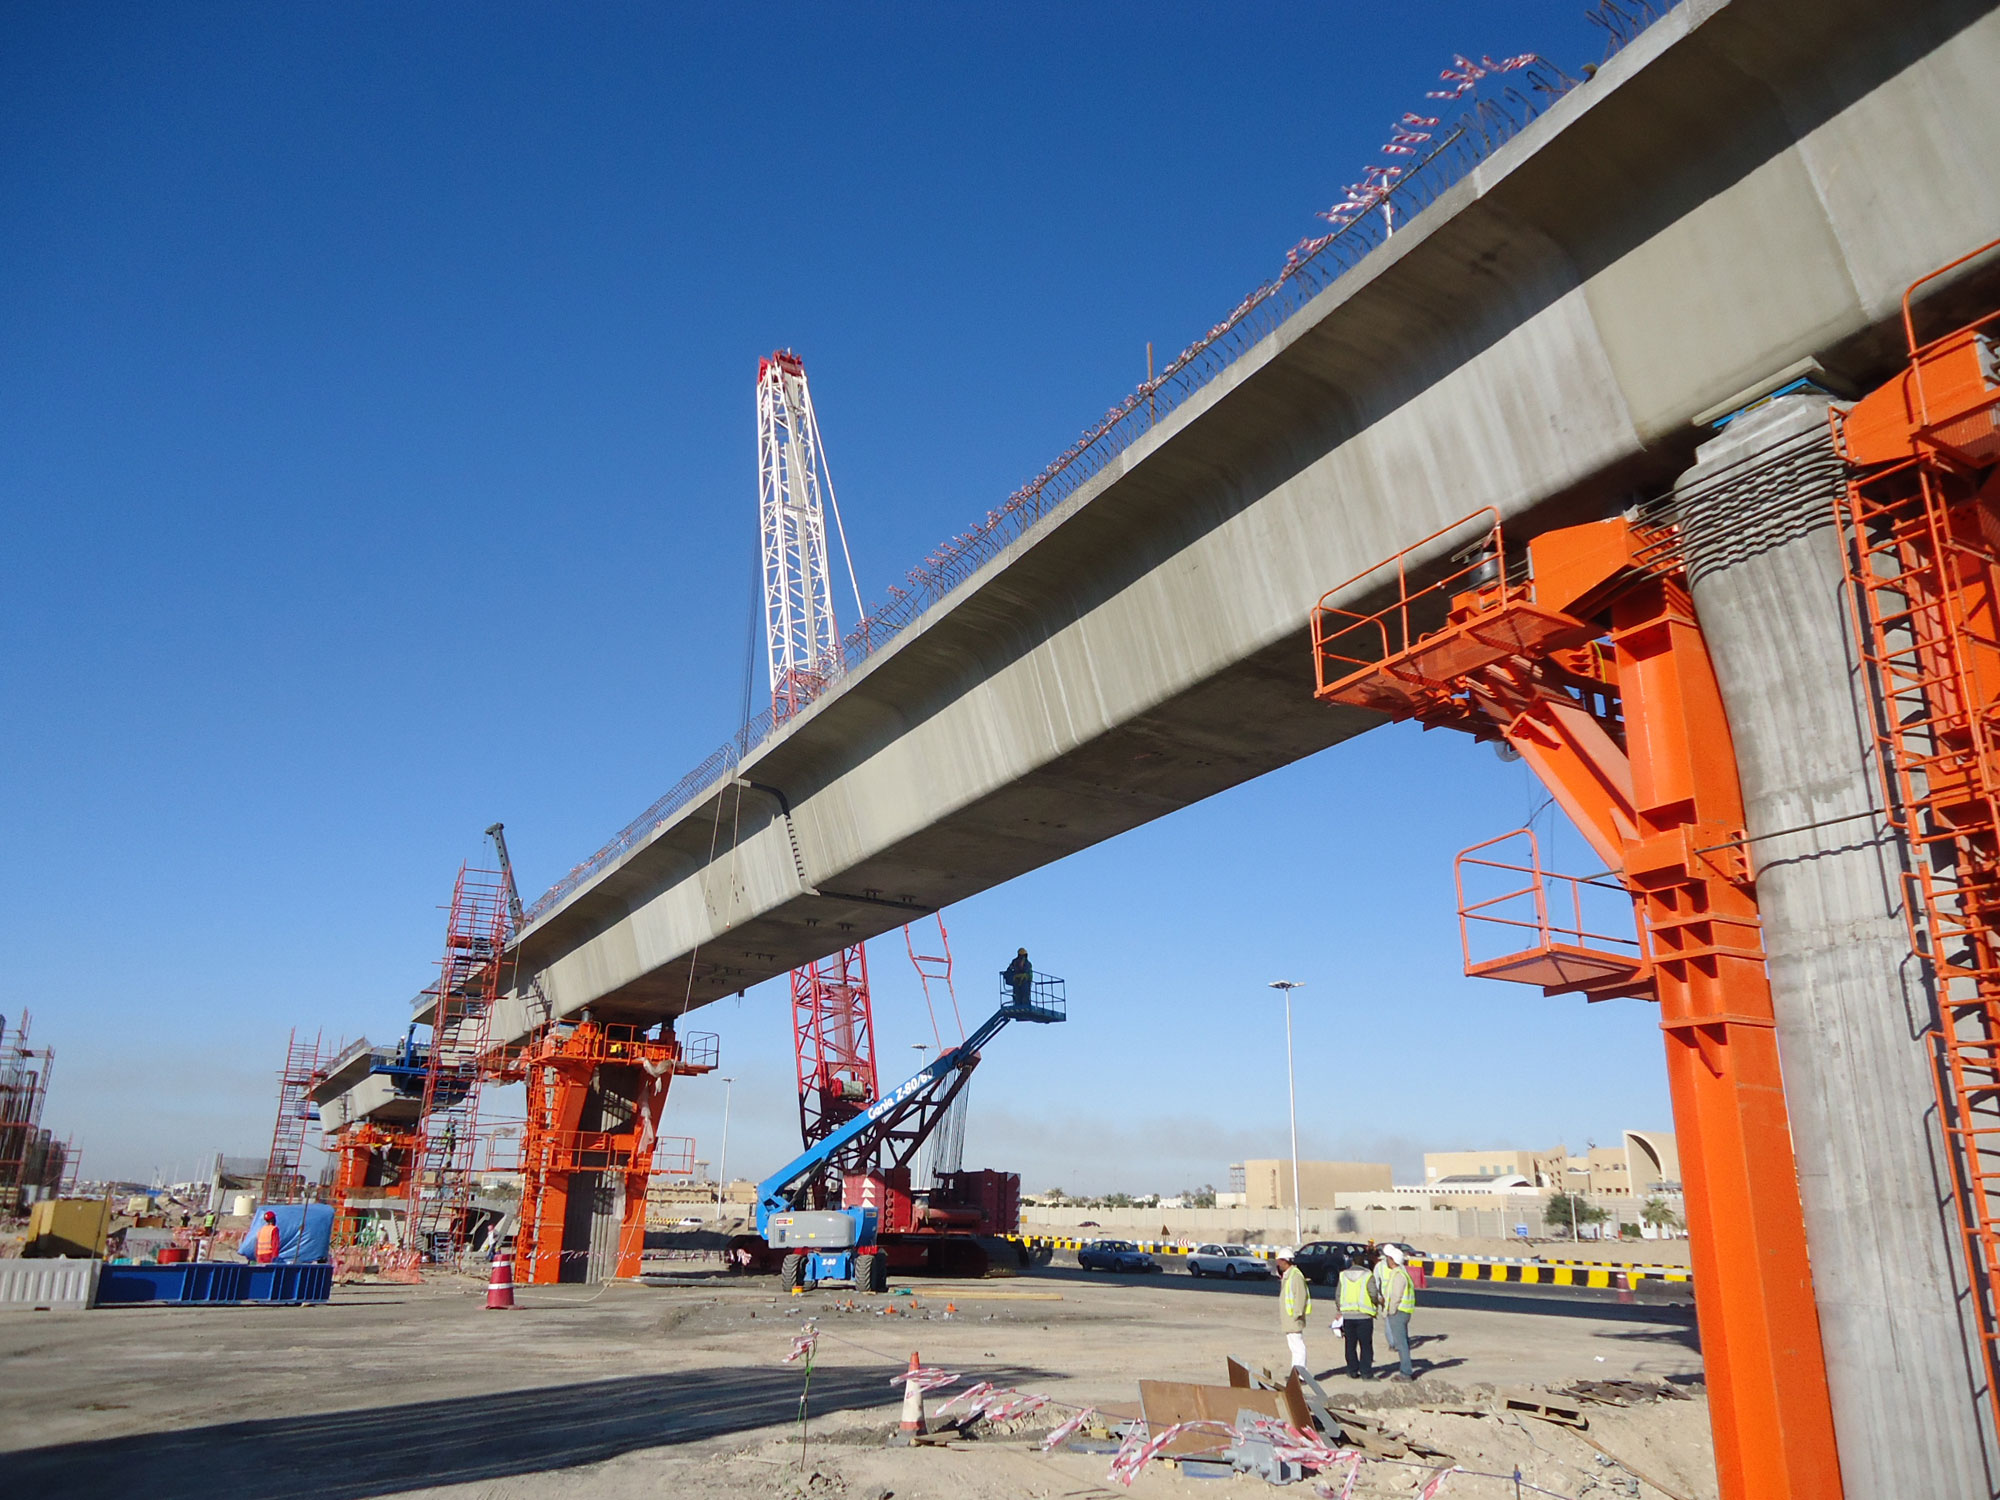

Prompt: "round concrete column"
[1679,395,1998,1498]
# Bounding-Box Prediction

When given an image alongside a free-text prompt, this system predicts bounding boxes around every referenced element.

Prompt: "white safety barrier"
[0,1257,100,1311]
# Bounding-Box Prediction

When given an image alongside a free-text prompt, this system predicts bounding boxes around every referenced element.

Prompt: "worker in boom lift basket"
[1004,948,1033,1008]
[1275,1247,1311,1375]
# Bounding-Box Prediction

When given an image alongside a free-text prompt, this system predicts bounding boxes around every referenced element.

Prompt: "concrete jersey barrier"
[0,1258,101,1310]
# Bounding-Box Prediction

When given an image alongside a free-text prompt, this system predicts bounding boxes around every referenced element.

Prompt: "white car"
[1186,1243,1272,1279]
[675,1216,706,1227]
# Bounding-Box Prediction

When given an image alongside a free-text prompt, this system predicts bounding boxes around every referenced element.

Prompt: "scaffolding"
[0,1012,54,1215]
[1832,237,2000,1436]
[514,1021,717,1283]
[261,1028,330,1204]
[406,864,511,1263]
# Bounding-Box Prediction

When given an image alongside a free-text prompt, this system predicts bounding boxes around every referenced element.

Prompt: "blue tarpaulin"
[234,1202,334,1263]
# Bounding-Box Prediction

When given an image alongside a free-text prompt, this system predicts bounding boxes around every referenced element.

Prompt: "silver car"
[1185,1243,1272,1279]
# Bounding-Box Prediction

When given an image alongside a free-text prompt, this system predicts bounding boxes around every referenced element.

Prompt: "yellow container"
[26,1197,112,1258]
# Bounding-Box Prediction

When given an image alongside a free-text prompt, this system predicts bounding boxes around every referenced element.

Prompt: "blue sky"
[1,2,1671,1190]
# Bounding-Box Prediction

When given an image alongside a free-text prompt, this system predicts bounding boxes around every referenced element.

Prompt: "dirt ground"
[0,1259,1715,1500]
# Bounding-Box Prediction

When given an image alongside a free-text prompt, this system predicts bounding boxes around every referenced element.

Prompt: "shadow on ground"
[13,1363,1050,1500]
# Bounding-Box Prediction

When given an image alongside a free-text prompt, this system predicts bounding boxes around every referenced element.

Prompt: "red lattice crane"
[758,350,881,1165]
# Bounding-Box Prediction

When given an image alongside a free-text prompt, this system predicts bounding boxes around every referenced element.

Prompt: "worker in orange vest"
[254,1211,281,1264]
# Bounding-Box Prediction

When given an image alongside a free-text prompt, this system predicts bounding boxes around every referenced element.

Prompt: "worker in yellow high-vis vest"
[1334,1251,1382,1378]
[1377,1244,1418,1380]
[1275,1247,1311,1374]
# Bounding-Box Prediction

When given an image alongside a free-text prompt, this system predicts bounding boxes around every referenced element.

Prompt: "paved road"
[1031,1251,1698,1322]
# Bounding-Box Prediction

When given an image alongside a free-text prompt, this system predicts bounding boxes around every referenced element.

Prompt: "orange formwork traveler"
[1310,510,1842,1499]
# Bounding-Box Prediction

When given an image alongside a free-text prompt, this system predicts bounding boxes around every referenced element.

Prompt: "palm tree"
[1640,1197,1683,1235]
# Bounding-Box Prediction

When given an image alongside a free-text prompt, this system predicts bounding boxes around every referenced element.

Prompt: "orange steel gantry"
[511,1019,714,1284]
[1312,512,1843,1498]
[1833,239,2000,1439]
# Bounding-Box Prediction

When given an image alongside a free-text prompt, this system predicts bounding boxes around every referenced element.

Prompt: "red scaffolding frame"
[0,1012,54,1216]
[406,864,510,1263]
[261,1028,330,1204]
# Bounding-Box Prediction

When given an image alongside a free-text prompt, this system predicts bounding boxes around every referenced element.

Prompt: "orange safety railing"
[1312,509,1511,698]
[1454,829,1647,994]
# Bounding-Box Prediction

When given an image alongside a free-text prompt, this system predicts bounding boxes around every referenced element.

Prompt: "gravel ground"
[0,1261,1714,1499]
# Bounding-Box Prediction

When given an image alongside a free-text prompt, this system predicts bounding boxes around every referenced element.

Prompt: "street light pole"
[713,1077,735,1224]
[1269,981,1306,1247]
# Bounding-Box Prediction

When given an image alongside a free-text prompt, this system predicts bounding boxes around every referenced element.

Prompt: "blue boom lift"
[738,970,1065,1290]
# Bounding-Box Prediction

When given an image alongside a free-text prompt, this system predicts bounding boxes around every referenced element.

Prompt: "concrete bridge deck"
[501,0,2000,1041]
[472,1,2000,1492]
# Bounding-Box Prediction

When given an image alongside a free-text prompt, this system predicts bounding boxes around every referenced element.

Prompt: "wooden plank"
[1138,1380,1286,1456]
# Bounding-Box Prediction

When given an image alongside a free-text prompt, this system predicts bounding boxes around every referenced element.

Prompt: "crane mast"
[757,350,880,1177]
[757,350,856,721]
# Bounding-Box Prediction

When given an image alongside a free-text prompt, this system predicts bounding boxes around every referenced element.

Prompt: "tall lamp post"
[713,1076,735,1224]
[1269,981,1306,1247]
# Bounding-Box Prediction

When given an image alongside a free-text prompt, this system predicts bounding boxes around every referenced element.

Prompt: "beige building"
[1239,1159,1392,1210]
[1426,1132,1679,1199]
[1422,1148,1567,1188]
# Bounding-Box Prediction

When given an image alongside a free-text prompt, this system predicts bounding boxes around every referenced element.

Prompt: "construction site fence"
[518,3,1684,929]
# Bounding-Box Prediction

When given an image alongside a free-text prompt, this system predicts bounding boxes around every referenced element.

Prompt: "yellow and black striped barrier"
[1005,1235,1692,1286]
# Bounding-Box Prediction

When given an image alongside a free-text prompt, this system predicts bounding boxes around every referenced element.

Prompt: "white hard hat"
[1274,1246,1297,1261]
[1380,1243,1405,1263]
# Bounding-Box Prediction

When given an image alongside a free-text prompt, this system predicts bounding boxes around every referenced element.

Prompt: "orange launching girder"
[513,1021,718,1284]
[1313,512,1842,1500]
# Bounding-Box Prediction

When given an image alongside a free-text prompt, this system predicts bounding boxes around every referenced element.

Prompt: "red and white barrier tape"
[783,1320,819,1364]
[785,1328,1582,1496]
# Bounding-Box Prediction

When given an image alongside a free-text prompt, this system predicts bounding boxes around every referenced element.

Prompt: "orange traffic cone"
[898,1350,927,1437]
[486,1254,516,1310]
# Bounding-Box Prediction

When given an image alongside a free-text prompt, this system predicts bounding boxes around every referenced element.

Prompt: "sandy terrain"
[0,1259,1714,1499]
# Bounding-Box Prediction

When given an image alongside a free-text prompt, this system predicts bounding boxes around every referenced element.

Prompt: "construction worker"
[1004,948,1034,1007]
[1377,1244,1418,1380]
[1334,1250,1382,1378]
[1275,1247,1311,1374]
[253,1210,281,1265]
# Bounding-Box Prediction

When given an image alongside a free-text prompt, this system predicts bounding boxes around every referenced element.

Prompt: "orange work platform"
[513,1021,718,1285]
[1311,510,1842,1500]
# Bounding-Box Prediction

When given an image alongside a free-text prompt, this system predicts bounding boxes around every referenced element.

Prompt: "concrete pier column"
[1678,395,1998,1498]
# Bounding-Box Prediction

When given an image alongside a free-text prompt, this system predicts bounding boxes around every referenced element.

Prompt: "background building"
[1423,1148,1567,1188]
[1423,1132,1679,1198]
[1239,1158,1392,1210]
